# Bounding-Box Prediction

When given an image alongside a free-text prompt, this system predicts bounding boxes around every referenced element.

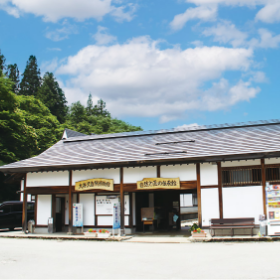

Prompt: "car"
[0,201,35,231]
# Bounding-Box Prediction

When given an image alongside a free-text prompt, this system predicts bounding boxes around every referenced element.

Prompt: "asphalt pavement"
[0,238,280,279]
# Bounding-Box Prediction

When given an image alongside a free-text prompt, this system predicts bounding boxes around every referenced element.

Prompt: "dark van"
[0,201,35,231]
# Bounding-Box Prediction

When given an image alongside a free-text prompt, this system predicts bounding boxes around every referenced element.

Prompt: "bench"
[210,218,255,237]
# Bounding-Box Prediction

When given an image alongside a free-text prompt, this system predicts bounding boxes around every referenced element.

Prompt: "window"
[12,204,22,212]
[0,205,11,214]
[222,168,261,186]
[27,203,34,211]
[266,167,280,182]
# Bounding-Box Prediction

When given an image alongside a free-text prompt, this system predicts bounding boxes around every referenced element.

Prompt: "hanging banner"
[73,203,83,227]
[75,178,114,192]
[137,178,180,190]
[112,202,120,230]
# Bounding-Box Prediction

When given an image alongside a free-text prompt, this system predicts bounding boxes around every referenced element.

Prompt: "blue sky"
[0,0,280,131]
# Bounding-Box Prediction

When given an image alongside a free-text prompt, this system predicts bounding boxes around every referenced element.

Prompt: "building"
[1,120,280,234]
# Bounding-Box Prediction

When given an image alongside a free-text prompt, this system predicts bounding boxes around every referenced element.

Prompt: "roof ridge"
[63,119,280,143]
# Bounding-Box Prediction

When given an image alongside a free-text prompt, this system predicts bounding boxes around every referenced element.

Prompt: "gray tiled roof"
[1,120,280,173]
[63,129,87,139]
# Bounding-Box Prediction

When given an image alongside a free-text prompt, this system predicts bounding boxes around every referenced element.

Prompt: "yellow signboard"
[137,178,180,190]
[75,178,114,192]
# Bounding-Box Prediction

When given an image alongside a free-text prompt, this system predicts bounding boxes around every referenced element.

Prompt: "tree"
[37,72,68,123]
[0,49,6,74]
[6,64,20,93]
[17,95,64,154]
[65,96,142,135]
[0,72,38,164]
[19,55,41,97]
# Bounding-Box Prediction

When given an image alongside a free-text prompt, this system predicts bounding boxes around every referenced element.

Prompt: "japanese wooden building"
[1,120,280,234]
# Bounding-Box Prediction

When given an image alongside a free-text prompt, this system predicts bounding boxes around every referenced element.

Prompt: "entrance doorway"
[135,191,180,232]
[55,197,65,232]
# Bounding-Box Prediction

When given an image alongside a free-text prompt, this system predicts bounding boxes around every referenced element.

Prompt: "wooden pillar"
[217,162,223,219]
[120,167,125,234]
[68,170,73,233]
[157,165,160,178]
[261,159,267,218]
[196,163,202,227]
[52,194,56,233]
[22,174,27,233]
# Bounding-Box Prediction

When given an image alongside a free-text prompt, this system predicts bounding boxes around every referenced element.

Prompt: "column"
[261,159,267,218]
[217,162,223,219]
[196,163,202,227]
[68,170,73,233]
[22,173,27,233]
[120,167,125,235]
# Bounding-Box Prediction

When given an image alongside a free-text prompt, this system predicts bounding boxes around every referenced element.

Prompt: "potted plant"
[85,229,97,237]
[190,223,207,238]
[97,229,111,238]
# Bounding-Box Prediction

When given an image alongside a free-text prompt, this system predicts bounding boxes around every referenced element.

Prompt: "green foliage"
[0,50,6,74]
[6,64,20,93]
[17,95,64,153]
[37,72,68,123]
[0,73,38,163]
[189,223,199,232]
[66,95,142,135]
[19,55,41,96]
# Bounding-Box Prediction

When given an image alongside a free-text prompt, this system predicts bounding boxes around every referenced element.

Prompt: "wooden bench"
[210,218,255,237]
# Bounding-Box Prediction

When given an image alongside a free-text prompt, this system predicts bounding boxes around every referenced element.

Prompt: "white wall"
[97,216,129,226]
[27,171,69,187]
[221,159,260,167]
[201,188,220,226]
[80,194,95,226]
[37,195,52,225]
[265,158,280,165]
[200,163,218,186]
[123,166,156,183]
[161,164,196,181]
[223,186,263,224]
[73,169,120,184]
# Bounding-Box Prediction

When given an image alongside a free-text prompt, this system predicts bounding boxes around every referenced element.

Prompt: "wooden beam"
[217,162,223,219]
[196,163,202,227]
[120,167,124,234]
[157,166,160,178]
[261,159,267,218]
[22,174,27,233]
[68,170,73,233]
[52,194,56,233]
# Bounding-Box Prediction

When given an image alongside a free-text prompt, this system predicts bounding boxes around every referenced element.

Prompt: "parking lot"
[0,237,280,279]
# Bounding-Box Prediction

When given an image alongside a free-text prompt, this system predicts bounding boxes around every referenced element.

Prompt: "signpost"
[112,201,120,237]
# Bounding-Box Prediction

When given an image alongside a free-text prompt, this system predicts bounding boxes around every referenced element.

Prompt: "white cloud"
[203,21,248,47]
[53,37,257,122]
[47,47,62,52]
[251,28,280,48]
[203,21,280,49]
[176,123,200,129]
[93,26,117,45]
[170,5,217,30]
[45,20,78,41]
[40,58,59,74]
[0,0,136,22]
[170,0,280,29]
[256,1,280,23]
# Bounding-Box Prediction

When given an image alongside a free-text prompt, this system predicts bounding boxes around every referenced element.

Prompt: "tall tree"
[19,55,41,97]
[0,49,6,74]
[93,99,110,117]
[37,72,68,123]
[6,64,20,93]
[0,72,38,164]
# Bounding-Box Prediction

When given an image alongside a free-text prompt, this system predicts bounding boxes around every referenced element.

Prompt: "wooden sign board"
[75,178,114,192]
[137,178,180,190]
[141,207,154,221]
